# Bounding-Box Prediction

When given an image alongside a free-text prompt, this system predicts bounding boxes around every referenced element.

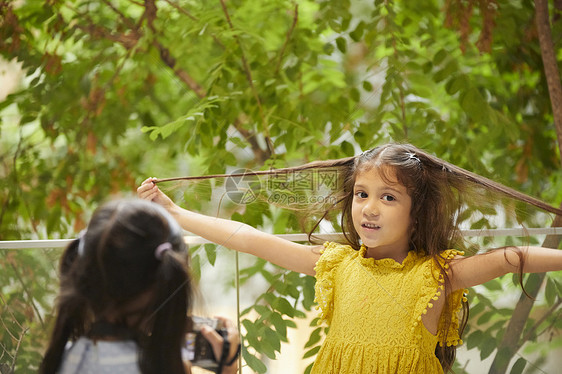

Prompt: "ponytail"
[139,250,191,374]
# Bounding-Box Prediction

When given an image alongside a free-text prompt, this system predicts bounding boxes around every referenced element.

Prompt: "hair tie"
[155,242,172,260]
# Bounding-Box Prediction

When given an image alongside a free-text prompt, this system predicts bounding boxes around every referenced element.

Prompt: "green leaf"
[433,60,459,83]
[433,49,448,65]
[460,87,489,123]
[204,243,217,266]
[242,319,261,349]
[466,329,484,350]
[242,346,267,373]
[273,297,296,317]
[477,311,496,325]
[445,74,469,95]
[553,278,562,294]
[302,275,316,310]
[480,336,497,360]
[304,327,322,348]
[341,141,355,156]
[303,345,321,359]
[349,21,365,42]
[336,37,347,53]
[406,73,434,98]
[269,312,288,340]
[483,279,503,291]
[510,357,526,374]
[545,276,556,306]
[362,80,373,92]
[264,326,281,352]
[260,337,277,359]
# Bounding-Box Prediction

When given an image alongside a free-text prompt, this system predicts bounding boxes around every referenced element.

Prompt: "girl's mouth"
[362,223,380,230]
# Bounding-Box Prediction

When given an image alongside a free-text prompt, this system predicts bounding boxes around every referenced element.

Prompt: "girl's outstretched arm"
[137,178,321,276]
[448,246,562,292]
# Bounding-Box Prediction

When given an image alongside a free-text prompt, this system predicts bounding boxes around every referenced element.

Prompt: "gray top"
[58,337,140,374]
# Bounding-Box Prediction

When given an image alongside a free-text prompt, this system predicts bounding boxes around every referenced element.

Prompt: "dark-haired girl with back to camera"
[39,199,239,374]
[138,143,562,373]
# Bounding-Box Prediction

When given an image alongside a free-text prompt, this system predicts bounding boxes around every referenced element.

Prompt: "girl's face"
[351,167,413,262]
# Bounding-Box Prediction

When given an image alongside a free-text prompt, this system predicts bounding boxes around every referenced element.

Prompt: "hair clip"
[155,242,172,260]
[406,152,421,164]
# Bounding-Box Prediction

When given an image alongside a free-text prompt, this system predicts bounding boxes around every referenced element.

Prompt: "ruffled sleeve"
[313,242,351,325]
[437,249,468,347]
[414,249,468,347]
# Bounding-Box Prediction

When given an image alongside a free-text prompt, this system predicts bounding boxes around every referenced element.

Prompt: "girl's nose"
[363,199,379,217]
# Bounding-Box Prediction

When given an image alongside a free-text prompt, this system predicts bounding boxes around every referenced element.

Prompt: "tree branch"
[232,119,271,164]
[519,297,562,345]
[162,0,197,21]
[535,0,562,166]
[275,4,298,74]
[152,40,207,98]
[489,2,562,371]
[102,0,137,30]
[219,0,274,158]
[9,326,28,373]
[10,264,44,327]
[74,2,271,163]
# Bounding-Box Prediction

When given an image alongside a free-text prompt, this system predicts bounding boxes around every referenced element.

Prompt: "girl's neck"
[364,246,409,263]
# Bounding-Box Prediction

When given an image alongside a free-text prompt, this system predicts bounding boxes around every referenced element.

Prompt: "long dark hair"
[40,199,192,374]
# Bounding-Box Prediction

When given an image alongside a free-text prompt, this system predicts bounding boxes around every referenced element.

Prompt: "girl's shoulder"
[436,249,465,263]
[321,241,354,253]
[314,242,354,277]
[314,242,356,325]
[419,249,465,273]
[319,241,357,259]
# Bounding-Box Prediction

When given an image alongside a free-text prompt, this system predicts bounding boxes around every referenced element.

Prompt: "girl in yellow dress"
[138,143,562,373]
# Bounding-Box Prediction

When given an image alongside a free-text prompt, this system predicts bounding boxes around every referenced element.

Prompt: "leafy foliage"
[1,0,562,373]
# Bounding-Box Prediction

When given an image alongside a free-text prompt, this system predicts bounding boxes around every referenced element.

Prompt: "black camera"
[183,316,228,370]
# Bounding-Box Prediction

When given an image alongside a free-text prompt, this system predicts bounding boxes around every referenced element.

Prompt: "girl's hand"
[137,177,176,211]
[183,358,193,374]
[200,316,240,374]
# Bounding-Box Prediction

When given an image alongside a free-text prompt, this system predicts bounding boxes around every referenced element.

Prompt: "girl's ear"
[409,218,418,232]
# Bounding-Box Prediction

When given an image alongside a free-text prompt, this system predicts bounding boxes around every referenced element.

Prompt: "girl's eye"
[355,191,368,199]
[382,195,395,202]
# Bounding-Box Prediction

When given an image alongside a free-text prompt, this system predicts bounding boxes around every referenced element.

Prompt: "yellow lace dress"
[312,242,467,374]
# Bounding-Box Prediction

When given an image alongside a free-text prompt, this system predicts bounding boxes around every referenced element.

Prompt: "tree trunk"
[536,0,562,163]
[488,0,562,372]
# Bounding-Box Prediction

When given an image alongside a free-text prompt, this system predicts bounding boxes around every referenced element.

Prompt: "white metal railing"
[1,227,562,249]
